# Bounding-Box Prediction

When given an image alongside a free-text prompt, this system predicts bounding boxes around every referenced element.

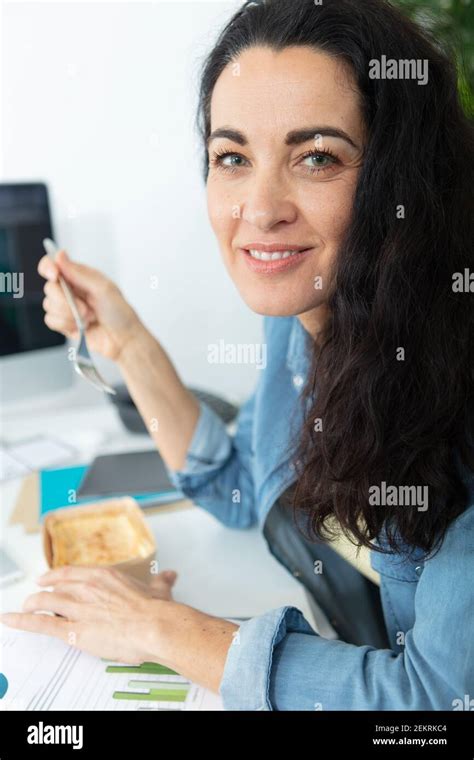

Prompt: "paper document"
[0,437,76,482]
[0,625,223,711]
[0,449,29,481]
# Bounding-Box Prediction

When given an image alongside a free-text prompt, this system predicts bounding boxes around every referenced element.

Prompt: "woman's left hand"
[0,565,178,665]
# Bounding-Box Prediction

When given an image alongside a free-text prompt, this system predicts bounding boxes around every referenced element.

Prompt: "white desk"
[0,385,316,625]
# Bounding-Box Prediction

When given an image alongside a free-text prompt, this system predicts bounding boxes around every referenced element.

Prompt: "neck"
[297,304,329,345]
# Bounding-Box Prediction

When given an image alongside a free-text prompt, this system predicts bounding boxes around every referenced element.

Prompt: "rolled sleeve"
[221,505,474,711]
[166,401,232,491]
[219,606,316,710]
[166,393,258,529]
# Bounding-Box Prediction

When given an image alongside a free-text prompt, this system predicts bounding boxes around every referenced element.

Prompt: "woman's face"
[207,46,365,321]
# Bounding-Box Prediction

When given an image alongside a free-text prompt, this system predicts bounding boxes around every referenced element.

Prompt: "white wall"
[1,0,264,402]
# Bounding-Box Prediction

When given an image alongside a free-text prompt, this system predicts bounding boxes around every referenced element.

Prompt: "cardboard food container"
[42,497,156,582]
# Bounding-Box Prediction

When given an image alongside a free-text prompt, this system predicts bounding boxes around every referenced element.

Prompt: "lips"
[239,246,312,274]
[242,243,311,253]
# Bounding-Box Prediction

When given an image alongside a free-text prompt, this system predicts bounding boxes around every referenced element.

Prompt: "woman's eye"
[210,149,339,175]
[211,152,248,172]
[300,151,338,174]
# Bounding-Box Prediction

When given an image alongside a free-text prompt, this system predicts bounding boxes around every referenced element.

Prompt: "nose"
[241,168,297,231]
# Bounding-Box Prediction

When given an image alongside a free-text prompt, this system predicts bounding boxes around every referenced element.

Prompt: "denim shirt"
[167,316,474,710]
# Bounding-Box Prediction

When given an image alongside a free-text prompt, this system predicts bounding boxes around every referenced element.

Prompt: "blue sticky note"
[39,464,183,518]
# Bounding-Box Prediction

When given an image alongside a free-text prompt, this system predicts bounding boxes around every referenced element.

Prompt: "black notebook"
[77,449,181,502]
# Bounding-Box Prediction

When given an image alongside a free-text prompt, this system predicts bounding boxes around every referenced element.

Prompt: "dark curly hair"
[196,0,474,556]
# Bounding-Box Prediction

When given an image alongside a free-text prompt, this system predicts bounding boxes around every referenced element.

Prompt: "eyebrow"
[207,126,359,150]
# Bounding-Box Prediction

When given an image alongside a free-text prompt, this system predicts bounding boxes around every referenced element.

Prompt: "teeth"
[248,249,302,261]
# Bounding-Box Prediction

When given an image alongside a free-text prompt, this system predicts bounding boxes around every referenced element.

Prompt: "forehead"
[210,45,364,144]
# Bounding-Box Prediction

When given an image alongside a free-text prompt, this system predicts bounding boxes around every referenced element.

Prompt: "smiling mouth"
[246,248,309,261]
[239,246,313,274]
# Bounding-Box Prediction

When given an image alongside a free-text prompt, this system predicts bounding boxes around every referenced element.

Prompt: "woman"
[2,0,473,710]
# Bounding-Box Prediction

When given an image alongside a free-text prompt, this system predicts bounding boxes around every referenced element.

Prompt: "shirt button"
[293,374,304,389]
[415,565,423,576]
[293,570,302,578]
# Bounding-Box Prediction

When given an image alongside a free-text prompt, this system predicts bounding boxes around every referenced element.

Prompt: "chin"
[238,288,322,318]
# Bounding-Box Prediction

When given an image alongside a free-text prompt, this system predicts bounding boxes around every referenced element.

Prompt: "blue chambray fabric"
[167,316,474,710]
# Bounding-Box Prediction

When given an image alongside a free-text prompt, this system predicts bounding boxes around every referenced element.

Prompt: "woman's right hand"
[38,249,141,361]
[39,248,201,471]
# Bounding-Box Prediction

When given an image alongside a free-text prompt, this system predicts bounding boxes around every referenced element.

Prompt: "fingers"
[38,253,59,282]
[38,249,112,302]
[38,565,126,591]
[46,581,106,604]
[55,253,112,299]
[42,280,92,336]
[22,591,83,620]
[43,280,91,320]
[43,312,79,339]
[43,280,90,316]
[0,612,73,642]
[38,566,177,603]
[87,568,177,601]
